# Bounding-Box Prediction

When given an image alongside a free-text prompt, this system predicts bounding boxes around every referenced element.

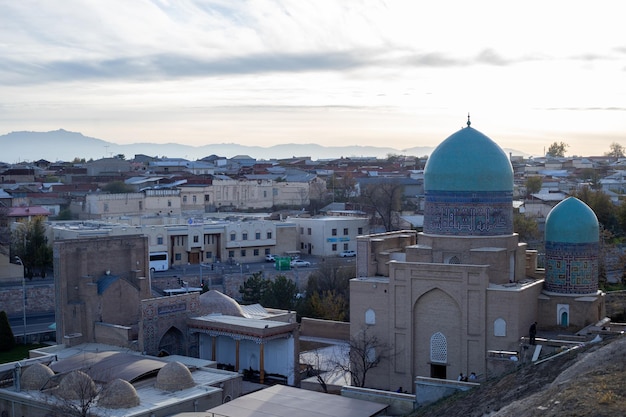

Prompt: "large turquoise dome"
[425,126,513,192]
[545,197,599,243]
[423,122,514,236]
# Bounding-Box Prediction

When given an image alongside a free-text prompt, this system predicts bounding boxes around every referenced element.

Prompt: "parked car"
[290,259,311,267]
[265,254,276,262]
[339,250,356,257]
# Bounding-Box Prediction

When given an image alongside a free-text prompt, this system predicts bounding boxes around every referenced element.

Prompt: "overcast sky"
[2,0,625,157]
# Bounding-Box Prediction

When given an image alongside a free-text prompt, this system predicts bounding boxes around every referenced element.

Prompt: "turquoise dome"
[425,126,513,192]
[545,197,599,243]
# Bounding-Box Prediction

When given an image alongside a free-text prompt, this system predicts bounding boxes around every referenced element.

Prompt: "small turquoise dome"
[425,126,513,192]
[545,197,599,243]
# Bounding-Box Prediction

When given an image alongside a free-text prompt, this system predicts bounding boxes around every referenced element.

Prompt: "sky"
[1,0,625,157]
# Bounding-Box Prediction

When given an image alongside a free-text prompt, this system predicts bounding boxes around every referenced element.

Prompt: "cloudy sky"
[2,0,625,157]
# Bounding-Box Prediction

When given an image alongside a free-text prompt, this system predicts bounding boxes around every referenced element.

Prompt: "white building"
[290,216,369,257]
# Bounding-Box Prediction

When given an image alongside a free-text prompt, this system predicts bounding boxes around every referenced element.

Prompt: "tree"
[0,310,15,352]
[525,176,542,197]
[332,326,392,388]
[514,212,540,245]
[546,141,568,157]
[606,142,625,159]
[309,290,348,322]
[359,181,403,232]
[239,272,270,304]
[11,216,53,278]
[49,370,101,417]
[573,187,619,233]
[102,181,134,194]
[261,275,298,310]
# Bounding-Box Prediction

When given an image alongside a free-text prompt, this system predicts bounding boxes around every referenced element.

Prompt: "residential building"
[290,216,369,257]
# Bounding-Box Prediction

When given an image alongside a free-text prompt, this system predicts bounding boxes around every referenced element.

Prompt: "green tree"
[11,216,53,278]
[525,176,542,197]
[0,310,16,351]
[513,212,540,244]
[605,142,625,159]
[309,290,348,321]
[56,208,73,220]
[238,272,270,304]
[573,187,619,233]
[261,275,298,310]
[102,181,134,194]
[546,141,568,157]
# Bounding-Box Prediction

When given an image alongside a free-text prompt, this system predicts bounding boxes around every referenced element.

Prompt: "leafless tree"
[331,325,393,388]
[359,182,403,232]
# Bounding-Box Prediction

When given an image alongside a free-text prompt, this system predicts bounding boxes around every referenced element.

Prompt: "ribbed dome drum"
[423,123,514,236]
[544,197,599,294]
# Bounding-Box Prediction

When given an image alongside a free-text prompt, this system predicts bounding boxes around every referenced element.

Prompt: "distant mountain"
[0,129,529,163]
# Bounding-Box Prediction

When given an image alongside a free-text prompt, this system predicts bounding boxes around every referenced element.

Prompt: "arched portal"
[414,289,462,380]
[158,326,185,356]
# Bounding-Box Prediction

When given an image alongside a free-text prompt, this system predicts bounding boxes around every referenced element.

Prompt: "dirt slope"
[411,335,626,417]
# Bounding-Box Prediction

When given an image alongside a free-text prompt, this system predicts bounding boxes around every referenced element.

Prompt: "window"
[307,228,311,235]
[255,232,261,240]
[241,249,246,257]
[300,227,304,235]
[332,228,337,236]
[494,318,506,337]
[183,196,188,203]
[332,244,337,251]
[242,233,248,241]
[265,248,270,255]
[205,195,210,202]
[343,228,349,235]
[358,227,363,234]
[230,233,236,241]
[254,249,259,256]
[139,201,142,210]
[206,251,212,259]
[167,200,172,207]
[430,332,448,363]
[192,195,197,203]
[193,235,199,243]
[157,236,163,245]
[343,243,349,251]
[365,309,376,325]
[228,250,235,258]
[175,253,181,261]
[103,203,109,212]
[267,232,272,239]
[263,190,267,198]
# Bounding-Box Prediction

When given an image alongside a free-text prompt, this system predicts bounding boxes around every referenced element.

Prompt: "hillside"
[411,334,626,417]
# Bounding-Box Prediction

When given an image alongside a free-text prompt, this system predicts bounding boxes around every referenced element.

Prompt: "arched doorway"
[158,326,185,356]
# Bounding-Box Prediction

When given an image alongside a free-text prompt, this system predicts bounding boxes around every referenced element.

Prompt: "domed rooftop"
[57,370,97,400]
[424,122,513,192]
[21,363,55,390]
[99,378,140,409]
[546,197,599,243]
[155,361,195,392]
[199,289,245,317]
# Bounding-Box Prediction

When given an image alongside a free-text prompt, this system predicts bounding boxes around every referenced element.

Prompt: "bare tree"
[47,370,102,417]
[359,182,403,232]
[332,326,393,388]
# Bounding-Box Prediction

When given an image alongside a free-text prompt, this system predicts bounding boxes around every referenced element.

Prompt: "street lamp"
[14,256,26,344]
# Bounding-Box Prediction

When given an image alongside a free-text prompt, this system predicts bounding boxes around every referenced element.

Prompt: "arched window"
[445,255,460,264]
[494,318,506,337]
[365,309,376,325]
[430,332,447,363]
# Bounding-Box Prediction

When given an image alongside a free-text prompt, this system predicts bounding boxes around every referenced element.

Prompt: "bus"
[149,252,169,272]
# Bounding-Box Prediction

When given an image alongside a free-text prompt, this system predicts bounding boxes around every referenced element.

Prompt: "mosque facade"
[350,120,606,392]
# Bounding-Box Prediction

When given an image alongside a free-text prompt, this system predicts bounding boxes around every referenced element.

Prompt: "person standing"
[529,322,537,345]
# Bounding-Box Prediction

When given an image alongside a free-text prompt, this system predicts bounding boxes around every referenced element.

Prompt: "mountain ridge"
[0,129,529,163]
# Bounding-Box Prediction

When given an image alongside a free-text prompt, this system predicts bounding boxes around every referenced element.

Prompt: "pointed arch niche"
[414,288,462,380]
